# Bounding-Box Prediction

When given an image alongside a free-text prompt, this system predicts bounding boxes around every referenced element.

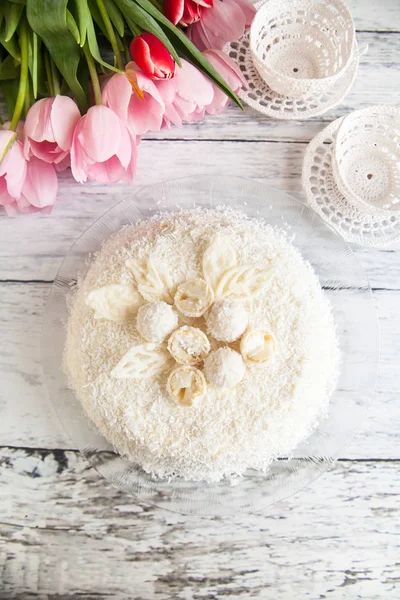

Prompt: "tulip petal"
[124,131,138,183]
[0,178,15,206]
[0,130,17,163]
[230,0,256,27]
[25,98,54,145]
[202,0,245,40]
[131,36,156,78]
[128,71,165,135]
[1,141,27,199]
[174,60,214,105]
[187,0,252,50]
[132,33,175,80]
[78,106,122,163]
[193,0,213,7]
[87,155,127,184]
[21,157,58,209]
[51,95,81,151]
[164,0,185,25]
[102,73,133,123]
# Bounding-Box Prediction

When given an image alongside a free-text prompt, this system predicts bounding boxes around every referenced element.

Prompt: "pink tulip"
[0,131,27,208]
[10,157,58,214]
[155,59,213,127]
[187,0,256,50]
[164,0,209,27]
[102,68,165,135]
[130,33,176,80]
[203,50,245,114]
[24,96,81,167]
[70,105,137,184]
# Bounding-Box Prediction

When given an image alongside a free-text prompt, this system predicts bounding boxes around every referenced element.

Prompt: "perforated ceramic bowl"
[250,0,356,98]
[332,106,400,213]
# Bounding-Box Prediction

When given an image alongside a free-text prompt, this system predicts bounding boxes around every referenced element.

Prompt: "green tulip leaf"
[0,54,18,80]
[26,0,87,111]
[87,0,108,40]
[0,76,19,118]
[70,0,89,47]
[0,23,21,61]
[86,11,121,72]
[103,0,125,38]
[66,9,81,46]
[134,0,243,108]
[3,2,25,42]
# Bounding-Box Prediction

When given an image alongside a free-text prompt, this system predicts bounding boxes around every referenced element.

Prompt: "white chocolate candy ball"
[168,325,210,365]
[136,302,178,343]
[204,348,246,388]
[206,299,248,343]
[241,329,276,364]
[167,365,207,406]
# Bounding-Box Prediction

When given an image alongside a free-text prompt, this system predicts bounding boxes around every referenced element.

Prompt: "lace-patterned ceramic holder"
[250,0,355,99]
[302,118,400,247]
[332,106,400,213]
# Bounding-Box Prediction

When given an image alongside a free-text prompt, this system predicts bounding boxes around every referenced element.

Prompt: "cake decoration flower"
[85,236,275,402]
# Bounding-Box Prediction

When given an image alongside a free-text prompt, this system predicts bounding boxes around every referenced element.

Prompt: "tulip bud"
[164,0,206,26]
[129,33,176,80]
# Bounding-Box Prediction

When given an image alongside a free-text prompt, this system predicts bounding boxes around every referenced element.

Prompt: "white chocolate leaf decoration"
[86,285,142,322]
[111,343,173,379]
[215,264,274,300]
[202,236,237,293]
[126,256,174,304]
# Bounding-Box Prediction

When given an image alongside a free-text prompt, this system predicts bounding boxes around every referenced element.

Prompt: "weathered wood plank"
[0,282,398,455]
[0,448,399,598]
[346,0,400,32]
[1,140,400,287]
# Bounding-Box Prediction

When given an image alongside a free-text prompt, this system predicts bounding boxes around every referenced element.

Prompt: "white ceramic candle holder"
[250,0,356,99]
[332,106,400,213]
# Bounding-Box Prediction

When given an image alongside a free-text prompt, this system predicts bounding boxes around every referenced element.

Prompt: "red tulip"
[165,0,212,26]
[129,33,175,80]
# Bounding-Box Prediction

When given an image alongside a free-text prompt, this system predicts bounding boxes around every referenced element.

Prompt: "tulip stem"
[122,36,131,64]
[95,0,124,71]
[44,51,55,97]
[83,42,102,106]
[51,59,61,96]
[10,18,29,131]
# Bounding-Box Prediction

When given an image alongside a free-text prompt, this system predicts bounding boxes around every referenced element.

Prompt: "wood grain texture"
[1,141,400,285]
[0,282,398,455]
[0,448,399,598]
[0,0,399,594]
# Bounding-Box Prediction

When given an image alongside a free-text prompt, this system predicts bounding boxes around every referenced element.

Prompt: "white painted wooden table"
[1,1,399,597]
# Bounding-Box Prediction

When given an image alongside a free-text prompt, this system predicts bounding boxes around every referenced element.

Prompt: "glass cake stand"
[41,176,379,516]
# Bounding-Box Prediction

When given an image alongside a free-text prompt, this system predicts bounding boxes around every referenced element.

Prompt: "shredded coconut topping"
[64,207,339,482]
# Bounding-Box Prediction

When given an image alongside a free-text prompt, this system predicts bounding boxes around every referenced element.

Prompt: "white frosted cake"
[64,208,339,482]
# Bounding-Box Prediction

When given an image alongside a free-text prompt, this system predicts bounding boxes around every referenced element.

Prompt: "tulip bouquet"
[0,0,255,215]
